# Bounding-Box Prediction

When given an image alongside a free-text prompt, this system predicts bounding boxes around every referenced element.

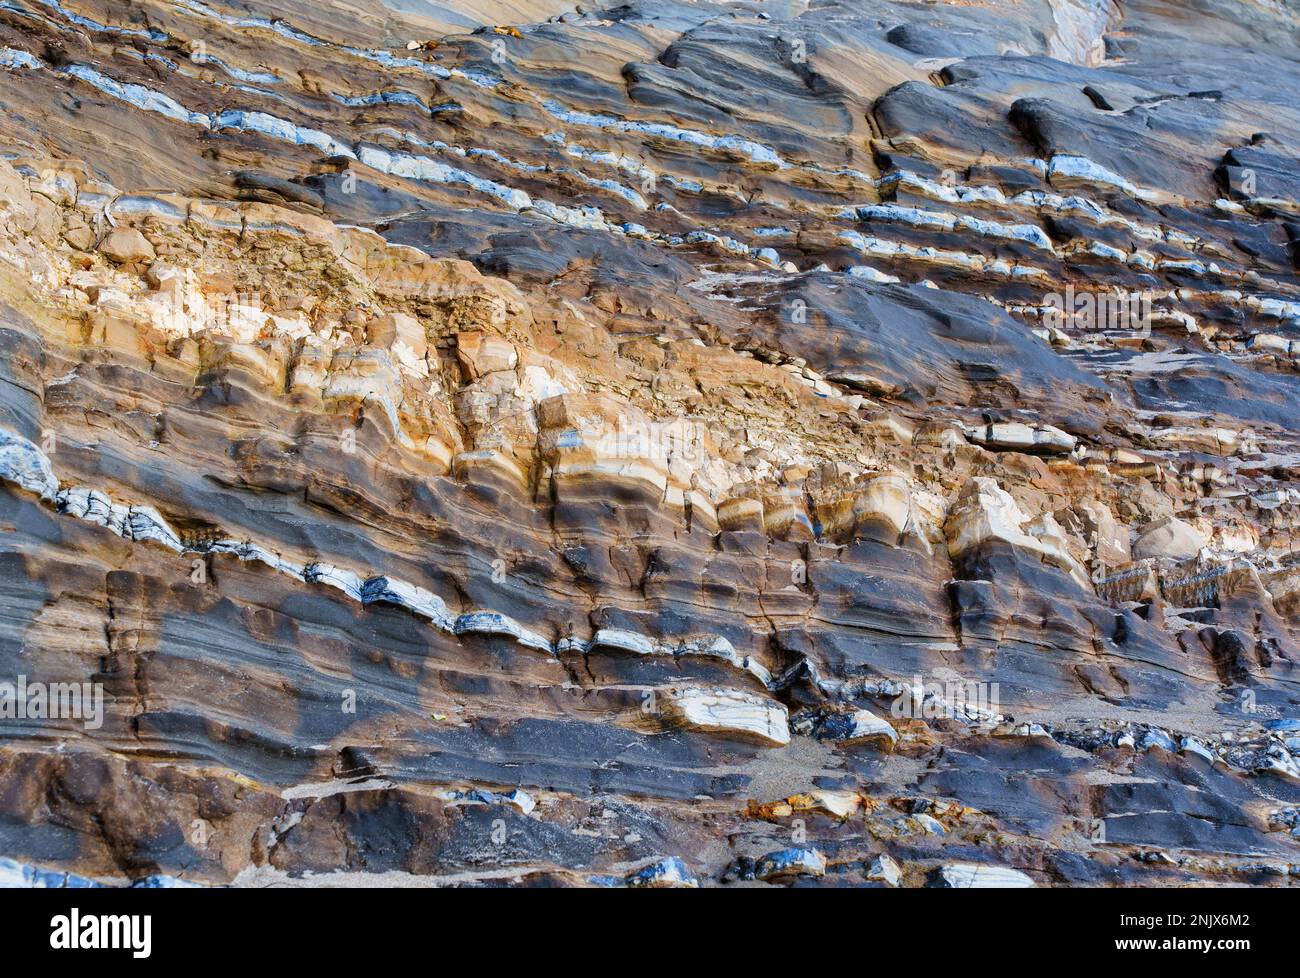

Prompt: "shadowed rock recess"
[0,0,1297,890]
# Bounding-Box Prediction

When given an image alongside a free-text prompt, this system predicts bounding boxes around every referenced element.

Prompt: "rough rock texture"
[0,0,1298,889]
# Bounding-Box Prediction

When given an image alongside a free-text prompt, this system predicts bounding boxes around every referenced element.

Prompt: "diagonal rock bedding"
[0,0,1298,888]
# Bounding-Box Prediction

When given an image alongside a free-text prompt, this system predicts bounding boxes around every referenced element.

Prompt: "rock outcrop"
[0,0,1298,889]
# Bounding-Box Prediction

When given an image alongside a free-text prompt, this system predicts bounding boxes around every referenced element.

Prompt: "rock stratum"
[0,0,1298,889]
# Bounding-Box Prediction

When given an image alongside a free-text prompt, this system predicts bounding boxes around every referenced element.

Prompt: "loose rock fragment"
[754,847,827,882]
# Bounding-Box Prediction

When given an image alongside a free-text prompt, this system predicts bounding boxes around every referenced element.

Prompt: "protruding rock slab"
[936,864,1036,888]
[662,687,790,746]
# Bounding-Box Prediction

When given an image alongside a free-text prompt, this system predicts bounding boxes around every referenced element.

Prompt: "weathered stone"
[97,228,155,264]
[945,477,1090,585]
[0,430,58,501]
[624,856,699,888]
[754,847,826,881]
[1132,517,1208,561]
[866,853,903,887]
[662,687,790,746]
[936,864,1036,888]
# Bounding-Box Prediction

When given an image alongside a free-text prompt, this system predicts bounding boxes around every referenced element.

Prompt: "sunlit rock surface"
[0,0,1298,888]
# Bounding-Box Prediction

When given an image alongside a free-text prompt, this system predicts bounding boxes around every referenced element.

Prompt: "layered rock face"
[0,0,1298,888]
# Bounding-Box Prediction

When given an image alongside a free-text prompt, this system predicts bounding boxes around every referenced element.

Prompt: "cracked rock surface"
[0,0,1298,888]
